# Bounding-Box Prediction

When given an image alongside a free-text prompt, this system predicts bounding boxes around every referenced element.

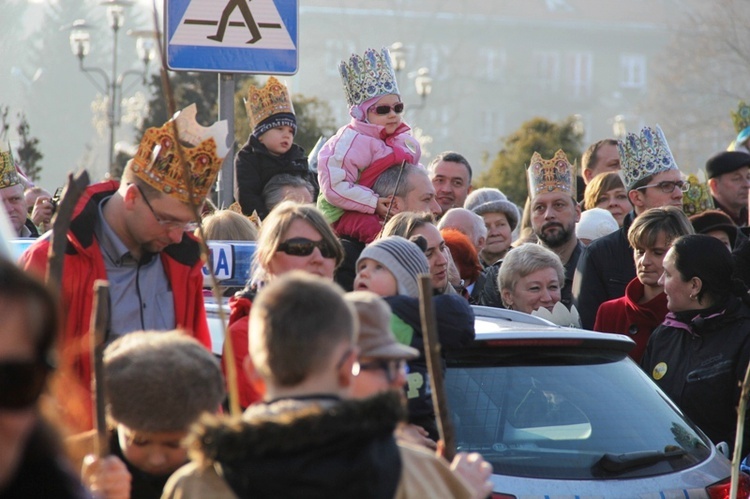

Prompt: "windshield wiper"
[595,448,687,473]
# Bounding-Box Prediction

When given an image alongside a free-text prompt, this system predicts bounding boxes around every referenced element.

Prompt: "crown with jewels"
[131,104,230,205]
[527,149,576,199]
[244,76,294,130]
[682,172,715,217]
[732,101,750,146]
[617,125,679,191]
[339,47,400,108]
[0,144,21,189]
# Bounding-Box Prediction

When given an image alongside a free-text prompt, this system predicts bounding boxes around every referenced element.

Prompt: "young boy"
[163,273,486,499]
[318,47,422,244]
[234,76,318,219]
[70,331,225,499]
[354,236,475,441]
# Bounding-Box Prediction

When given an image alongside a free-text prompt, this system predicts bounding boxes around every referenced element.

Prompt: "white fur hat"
[576,208,619,242]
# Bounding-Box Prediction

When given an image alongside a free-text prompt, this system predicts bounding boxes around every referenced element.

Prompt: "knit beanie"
[576,208,619,242]
[464,187,520,231]
[357,236,429,298]
[253,112,297,138]
[104,330,225,433]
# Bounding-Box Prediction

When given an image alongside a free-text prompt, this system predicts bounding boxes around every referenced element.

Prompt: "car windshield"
[445,348,711,479]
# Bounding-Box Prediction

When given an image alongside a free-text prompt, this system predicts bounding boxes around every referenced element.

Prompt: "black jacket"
[190,393,404,499]
[641,296,750,456]
[573,212,636,329]
[233,135,318,219]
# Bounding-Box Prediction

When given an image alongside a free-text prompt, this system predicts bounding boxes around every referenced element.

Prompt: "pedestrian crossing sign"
[166,0,298,74]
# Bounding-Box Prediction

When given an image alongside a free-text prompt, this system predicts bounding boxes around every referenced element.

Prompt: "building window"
[620,54,646,89]
[533,51,560,92]
[565,52,592,98]
[479,48,507,81]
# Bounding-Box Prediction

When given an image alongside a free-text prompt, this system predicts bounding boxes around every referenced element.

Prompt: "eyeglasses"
[277,237,338,259]
[635,180,689,193]
[0,360,50,410]
[368,102,405,116]
[353,359,407,384]
[135,184,200,231]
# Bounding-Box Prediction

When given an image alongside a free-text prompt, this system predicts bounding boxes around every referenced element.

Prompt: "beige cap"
[344,291,419,360]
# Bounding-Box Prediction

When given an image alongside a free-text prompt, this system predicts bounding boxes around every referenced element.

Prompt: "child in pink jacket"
[318,47,422,244]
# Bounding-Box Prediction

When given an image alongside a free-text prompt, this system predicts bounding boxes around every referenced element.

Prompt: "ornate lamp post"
[68,0,156,176]
[389,42,432,110]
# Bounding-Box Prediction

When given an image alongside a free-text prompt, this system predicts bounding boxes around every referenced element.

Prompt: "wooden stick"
[731,361,750,498]
[89,280,110,457]
[417,274,456,461]
[45,170,89,290]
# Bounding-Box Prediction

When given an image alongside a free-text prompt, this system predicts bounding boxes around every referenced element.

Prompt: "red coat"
[223,291,263,408]
[19,181,211,430]
[593,277,668,363]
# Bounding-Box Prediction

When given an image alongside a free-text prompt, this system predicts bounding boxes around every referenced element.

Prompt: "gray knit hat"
[104,330,225,433]
[464,187,520,231]
[357,236,429,298]
[344,291,419,360]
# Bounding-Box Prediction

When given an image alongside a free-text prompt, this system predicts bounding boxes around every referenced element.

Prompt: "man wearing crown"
[573,125,685,329]
[19,104,228,430]
[527,150,584,309]
[0,145,40,237]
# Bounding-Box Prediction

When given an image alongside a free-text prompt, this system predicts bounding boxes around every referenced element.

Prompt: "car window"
[445,349,711,479]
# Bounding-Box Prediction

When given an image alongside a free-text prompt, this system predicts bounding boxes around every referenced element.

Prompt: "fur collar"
[189,392,405,465]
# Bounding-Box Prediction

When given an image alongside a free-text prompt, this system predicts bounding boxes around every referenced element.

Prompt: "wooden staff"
[417,274,456,461]
[731,362,750,499]
[45,170,89,290]
[149,0,240,416]
[89,280,110,457]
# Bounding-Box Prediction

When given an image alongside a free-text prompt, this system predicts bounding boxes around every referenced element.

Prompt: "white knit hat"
[576,208,619,242]
[464,187,520,231]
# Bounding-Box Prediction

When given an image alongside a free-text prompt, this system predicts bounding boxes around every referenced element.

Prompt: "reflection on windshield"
[445,355,709,479]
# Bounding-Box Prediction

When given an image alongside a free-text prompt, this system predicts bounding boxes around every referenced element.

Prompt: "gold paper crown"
[132,104,230,205]
[244,77,294,130]
[682,173,715,217]
[0,144,21,189]
[527,149,576,199]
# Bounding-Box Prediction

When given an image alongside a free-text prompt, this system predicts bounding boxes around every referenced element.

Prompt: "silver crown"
[617,125,679,191]
[339,47,400,108]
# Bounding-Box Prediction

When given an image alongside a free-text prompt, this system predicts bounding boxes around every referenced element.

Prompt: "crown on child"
[682,173,715,217]
[244,77,294,130]
[339,47,400,108]
[527,149,576,199]
[0,144,20,189]
[617,125,679,191]
[131,104,230,205]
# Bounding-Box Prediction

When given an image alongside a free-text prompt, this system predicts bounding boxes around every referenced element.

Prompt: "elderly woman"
[583,171,632,227]
[642,234,750,456]
[464,188,519,267]
[226,201,345,408]
[498,243,565,314]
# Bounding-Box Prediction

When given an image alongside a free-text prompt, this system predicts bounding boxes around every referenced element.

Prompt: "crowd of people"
[4,44,750,497]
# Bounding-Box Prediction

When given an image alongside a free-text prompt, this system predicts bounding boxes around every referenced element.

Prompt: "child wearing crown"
[318,47,422,244]
[234,77,318,220]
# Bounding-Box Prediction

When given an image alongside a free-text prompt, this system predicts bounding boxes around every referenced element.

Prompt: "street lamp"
[612,114,627,140]
[388,42,432,111]
[68,0,156,176]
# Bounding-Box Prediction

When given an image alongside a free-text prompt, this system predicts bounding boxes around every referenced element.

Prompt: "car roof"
[471,305,636,353]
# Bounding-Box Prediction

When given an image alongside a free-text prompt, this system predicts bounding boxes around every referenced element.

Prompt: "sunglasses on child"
[368,103,405,116]
[0,360,51,410]
[277,237,338,259]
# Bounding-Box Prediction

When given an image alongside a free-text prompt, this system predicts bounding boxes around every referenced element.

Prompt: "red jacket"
[593,277,668,363]
[223,291,263,408]
[19,181,211,430]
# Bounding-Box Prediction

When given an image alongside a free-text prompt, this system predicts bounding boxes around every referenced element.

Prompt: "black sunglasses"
[369,102,405,116]
[277,237,338,259]
[0,360,50,410]
[356,359,407,384]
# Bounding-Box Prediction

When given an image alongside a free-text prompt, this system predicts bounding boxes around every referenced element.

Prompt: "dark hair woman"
[641,234,750,456]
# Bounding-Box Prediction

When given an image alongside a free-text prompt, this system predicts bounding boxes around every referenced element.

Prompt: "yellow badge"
[653,362,668,380]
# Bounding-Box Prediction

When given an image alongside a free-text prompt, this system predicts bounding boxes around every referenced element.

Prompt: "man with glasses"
[19,104,229,430]
[573,125,685,329]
